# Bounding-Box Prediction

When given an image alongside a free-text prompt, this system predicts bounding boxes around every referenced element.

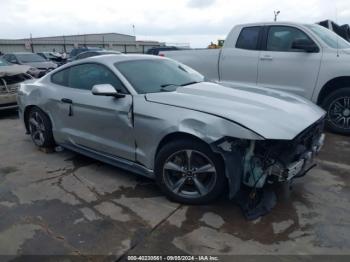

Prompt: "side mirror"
[291,39,319,53]
[91,84,125,98]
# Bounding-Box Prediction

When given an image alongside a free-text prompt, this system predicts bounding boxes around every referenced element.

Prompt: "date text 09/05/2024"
[127,255,220,261]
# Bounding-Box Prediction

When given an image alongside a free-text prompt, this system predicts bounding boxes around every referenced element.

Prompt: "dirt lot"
[0,110,349,261]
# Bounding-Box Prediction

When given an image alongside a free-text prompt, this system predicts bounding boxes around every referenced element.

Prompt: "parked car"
[17,55,325,206]
[0,56,40,78]
[161,22,350,135]
[147,46,187,55]
[68,47,103,61]
[0,58,32,110]
[73,50,122,61]
[37,52,67,66]
[2,52,57,77]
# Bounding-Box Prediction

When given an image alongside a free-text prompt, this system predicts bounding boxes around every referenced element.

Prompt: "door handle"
[61,98,73,116]
[61,98,73,104]
[260,55,273,61]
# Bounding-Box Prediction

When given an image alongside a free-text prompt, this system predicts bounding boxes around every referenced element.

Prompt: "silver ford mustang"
[17,54,326,205]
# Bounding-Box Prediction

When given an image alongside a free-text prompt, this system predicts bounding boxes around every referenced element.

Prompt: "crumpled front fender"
[210,138,244,199]
[178,116,264,143]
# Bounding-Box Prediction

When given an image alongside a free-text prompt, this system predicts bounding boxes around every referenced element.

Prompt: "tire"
[321,88,350,135]
[27,107,56,148]
[155,139,226,204]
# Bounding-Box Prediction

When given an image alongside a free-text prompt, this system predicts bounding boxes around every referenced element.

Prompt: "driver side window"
[267,26,315,52]
[67,63,127,93]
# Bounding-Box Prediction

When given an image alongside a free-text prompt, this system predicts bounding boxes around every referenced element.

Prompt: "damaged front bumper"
[261,132,325,183]
[212,117,326,198]
[0,93,18,110]
[0,82,19,110]
[1,72,32,110]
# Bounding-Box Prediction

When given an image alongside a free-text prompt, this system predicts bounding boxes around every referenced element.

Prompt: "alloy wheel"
[329,96,350,130]
[162,149,217,199]
[29,111,46,146]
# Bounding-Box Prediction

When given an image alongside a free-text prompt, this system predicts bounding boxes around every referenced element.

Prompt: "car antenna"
[335,4,340,57]
[274,10,280,22]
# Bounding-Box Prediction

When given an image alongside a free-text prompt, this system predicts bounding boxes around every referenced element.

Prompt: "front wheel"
[322,88,350,135]
[155,139,226,204]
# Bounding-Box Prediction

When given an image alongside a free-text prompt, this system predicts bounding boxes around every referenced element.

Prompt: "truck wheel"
[322,88,350,135]
[155,139,226,204]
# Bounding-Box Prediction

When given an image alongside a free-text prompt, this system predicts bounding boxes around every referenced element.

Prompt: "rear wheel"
[28,108,55,148]
[155,139,226,204]
[322,88,350,135]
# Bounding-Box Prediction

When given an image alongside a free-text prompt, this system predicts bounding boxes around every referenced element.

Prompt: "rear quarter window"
[236,26,261,50]
[51,68,69,86]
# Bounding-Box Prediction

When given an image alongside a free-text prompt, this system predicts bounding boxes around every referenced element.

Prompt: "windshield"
[115,59,204,94]
[306,24,350,49]
[0,58,11,66]
[17,53,47,63]
[44,53,59,59]
[70,48,102,58]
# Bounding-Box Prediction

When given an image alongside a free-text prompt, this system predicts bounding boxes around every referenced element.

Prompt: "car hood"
[0,65,31,77]
[145,82,325,140]
[21,61,56,69]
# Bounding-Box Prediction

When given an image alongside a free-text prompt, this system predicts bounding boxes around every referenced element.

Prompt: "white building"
[0,33,164,54]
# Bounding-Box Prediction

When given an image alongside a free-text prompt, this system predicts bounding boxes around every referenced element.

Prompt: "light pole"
[132,24,136,39]
[274,10,280,22]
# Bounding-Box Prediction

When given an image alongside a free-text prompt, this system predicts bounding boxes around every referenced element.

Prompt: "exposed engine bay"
[213,117,325,219]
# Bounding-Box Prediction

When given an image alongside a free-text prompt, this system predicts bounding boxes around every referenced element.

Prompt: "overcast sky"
[1,0,349,47]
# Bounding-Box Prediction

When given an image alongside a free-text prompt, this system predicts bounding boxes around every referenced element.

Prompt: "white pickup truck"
[161,22,350,135]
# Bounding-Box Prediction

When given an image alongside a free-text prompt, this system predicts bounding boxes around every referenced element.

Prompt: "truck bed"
[161,49,221,82]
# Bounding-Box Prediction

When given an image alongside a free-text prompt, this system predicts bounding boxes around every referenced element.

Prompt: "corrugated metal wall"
[0,33,162,54]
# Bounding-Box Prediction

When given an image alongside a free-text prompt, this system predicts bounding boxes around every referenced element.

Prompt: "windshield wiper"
[160,84,180,92]
[160,81,200,92]
[160,83,179,88]
[180,81,200,86]
[161,81,200,88]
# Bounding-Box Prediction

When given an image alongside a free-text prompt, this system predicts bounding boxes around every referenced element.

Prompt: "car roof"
[73,54,163,65]
[80,50,121,54]
[14,52,36,54]
[234,21,308,28]
[7,52,38,55]
[52,54,164,72]
[150,46,177,49]
[40,54,171,87]
[98,53,163,62]
[73,47,101,50]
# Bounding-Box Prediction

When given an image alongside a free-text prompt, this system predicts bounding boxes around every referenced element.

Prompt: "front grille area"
[292,116,325,148]
[0,82,19,94]
[0,73,30,94]
[0,102,17,108]
[254,116,326,166]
